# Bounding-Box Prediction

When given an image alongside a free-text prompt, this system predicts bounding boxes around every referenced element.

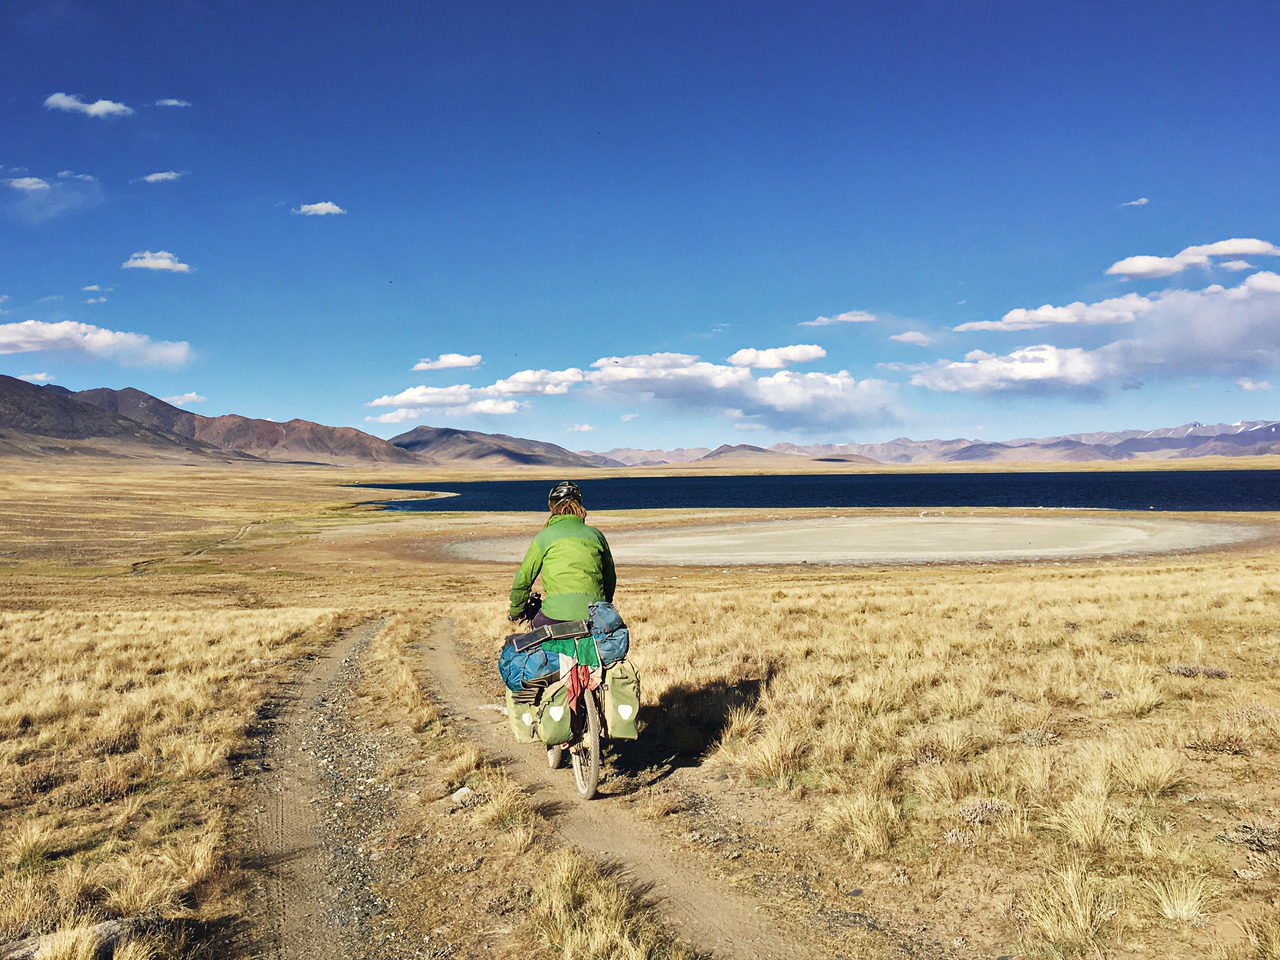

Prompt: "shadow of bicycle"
[608,675,765,785]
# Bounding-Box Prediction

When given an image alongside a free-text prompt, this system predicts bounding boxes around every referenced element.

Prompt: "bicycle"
[544,671,603,799]
[513,593,604,800]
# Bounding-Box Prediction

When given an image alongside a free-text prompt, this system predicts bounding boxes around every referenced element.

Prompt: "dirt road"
[415,618,820,960]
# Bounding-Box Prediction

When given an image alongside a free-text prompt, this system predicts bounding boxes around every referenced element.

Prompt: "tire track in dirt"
[250,619,380,960]
[416,618,819,960]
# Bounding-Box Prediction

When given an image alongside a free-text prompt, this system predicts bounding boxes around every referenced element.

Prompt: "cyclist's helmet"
[548,480,583,507]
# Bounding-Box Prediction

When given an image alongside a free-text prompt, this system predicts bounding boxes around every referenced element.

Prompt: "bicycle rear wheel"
[570,691,602,799]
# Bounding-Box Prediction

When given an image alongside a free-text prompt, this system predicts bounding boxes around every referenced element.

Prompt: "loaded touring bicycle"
[499,594,641,799]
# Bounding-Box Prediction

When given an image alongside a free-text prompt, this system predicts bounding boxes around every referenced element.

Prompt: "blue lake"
[354,469,1280,513]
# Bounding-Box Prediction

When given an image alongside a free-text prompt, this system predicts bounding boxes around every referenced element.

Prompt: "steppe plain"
[2,458,1280,960]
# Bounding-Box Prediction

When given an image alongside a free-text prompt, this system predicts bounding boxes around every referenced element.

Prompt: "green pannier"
[506,689,539,743]
[602,660,641,740]
[536,681,573,745]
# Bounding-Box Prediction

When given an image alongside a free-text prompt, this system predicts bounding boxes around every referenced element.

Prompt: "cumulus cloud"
[585,352,899,429]
[292,201,346,216]
[368,349,900,431]
[154,99,191,107]
[412,353,482,371]
[6,177,50,191]
[83,296,107,304]
[916,272,1280,395]
[488,368,586,396]
[1106,238,1280,279]
[1121,197,1149,206]
[57,170,97,181]
[44,92,133,117]
[726,344,826,368]
[566,423,594,432]
[81,285,112,292]
[799,310,878,327]
[889,330,935,346]
[1237,377,1273,391]
[0,319,190,367]
[620,413,640,422]
[137,171,186,183]
[121,250,192,273]
[1221,260,1253,271]
[366,396,522,422]
[955,292,1156,332]
[18,372,54,382]
[161,392,207,405]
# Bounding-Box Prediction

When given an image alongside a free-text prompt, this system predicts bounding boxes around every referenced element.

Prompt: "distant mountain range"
[1,374,1276,466]
[585,420,1280,465]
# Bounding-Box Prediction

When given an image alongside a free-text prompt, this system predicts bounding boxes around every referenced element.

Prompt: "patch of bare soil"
[241,619,449,960]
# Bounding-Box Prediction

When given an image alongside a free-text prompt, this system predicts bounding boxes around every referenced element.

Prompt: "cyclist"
[509,481,615,629]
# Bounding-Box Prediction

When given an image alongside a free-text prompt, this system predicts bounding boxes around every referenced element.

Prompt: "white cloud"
[57,170,97,181]
[83,296,107,304]
[36,295,62,303]
[137,171,186,183]
[18,372,54,382]
[6,177,50,191]
[889,330,935,346]
[488,368,585,395]
[1121,197,1149,206]
[412,353,482,371]
[0,319,190,367]
[956,292,1156,332]
[799,310,878,327]
[121,250,192,273]
[1106,238,1280,279]
[0,294,8,313]
[369,349,900,431]
[620,413,639,422]
[161,392,207,405]
[81,285,112,292]
[44,92,133,118]
[365,396,522,422]
[726,344,826,368]
[1237,377,1273,391]
[292,201,346,216]
[585,352,899,430]
[734,422,768,431]
[1221,260,1253,271]
[911,344,1115,393]
[154,99,191,107]
[567,423,595,432]
[916,272,1280,395]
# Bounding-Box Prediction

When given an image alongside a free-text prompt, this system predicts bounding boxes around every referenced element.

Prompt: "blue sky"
[3,0,1279,450]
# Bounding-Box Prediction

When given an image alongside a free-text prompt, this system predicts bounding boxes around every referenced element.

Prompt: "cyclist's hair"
[550,498,586,518]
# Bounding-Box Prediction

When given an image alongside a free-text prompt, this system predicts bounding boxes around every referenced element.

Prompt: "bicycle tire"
[570,691,602,799]
[547,744,563,769]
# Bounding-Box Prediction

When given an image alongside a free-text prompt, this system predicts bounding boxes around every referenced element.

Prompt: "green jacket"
[509,515,616,621]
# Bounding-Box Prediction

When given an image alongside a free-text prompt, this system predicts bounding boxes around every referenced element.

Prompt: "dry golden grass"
[0,607,338,945]
[528,848,695,960]
[441,521,1280,957]
[3,459,1279,958]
